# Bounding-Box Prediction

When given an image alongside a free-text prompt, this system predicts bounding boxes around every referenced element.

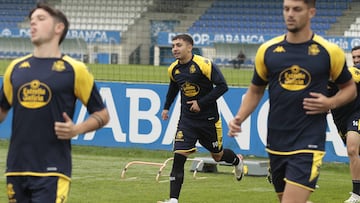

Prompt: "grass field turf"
[0,140,351,203]
[0,59,253,87]
[0,59,352,202]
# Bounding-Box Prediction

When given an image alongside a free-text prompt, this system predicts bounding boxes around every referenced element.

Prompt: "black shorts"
[268,151,325,193]
[334,110,360,144]
[173,116,223,153]
[7,175,70,203]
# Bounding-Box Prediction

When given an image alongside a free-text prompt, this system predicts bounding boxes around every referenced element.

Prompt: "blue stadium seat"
[188,0,349,36]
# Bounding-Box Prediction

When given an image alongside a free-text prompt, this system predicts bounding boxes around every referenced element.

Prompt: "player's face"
[172,39,192,63]
[29,8,57,46]
[283,0,315,33]
[352,49,360,66]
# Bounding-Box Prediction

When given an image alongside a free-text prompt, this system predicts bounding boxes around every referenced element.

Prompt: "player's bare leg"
[345,131,360,202]
[281,183,312,203]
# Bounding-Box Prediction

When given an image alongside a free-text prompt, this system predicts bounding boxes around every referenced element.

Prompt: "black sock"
[353,180,360,195]
[170,153,187,199]
[220,148,239,166]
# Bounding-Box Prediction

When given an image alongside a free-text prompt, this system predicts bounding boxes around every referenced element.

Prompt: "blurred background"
[0,0,358,79]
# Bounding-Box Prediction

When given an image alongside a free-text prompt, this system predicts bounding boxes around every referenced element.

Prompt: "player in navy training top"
[228,0,356,202]
[0,3,109,203]
[329,59,360,202]
[158,34,244,203]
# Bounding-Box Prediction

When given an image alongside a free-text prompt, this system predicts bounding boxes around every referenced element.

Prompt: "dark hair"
[352,46,360,52]
[29,3,69,45]
[304,0,316,8]
[172,34,194,46]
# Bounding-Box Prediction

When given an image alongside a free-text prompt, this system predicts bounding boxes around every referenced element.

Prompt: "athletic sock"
[220,148,239,166]
[353,180,360,195]
[169,153,187,199]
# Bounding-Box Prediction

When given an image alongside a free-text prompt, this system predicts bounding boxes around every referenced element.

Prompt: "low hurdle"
[190,157,269,176]
[120,158,204,182]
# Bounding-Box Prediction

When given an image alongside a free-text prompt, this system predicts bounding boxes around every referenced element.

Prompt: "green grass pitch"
[0,140,352,203]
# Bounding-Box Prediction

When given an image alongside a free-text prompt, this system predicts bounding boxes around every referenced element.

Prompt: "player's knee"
[347,145,359,157]
[211,153,222,162]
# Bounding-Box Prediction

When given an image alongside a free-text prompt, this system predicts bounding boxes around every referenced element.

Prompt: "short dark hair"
[305,0,316,8]
[291,0,316,8]
[29,3,69,45]
[172,34,194,46]
[352,46,360,52]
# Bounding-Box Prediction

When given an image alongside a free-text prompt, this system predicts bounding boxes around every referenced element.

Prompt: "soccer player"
[158,34,244,203]
[0,3,110,202]
[329,47,360,203]
[228,0,357,202]
[352,46,360,66]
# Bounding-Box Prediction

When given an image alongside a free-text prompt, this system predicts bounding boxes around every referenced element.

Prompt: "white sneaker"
[157,198,178,203]
[234,154,244,181]
[344,192,360,203]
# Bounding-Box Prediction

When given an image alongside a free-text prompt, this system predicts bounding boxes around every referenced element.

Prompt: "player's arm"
[75,108,109,133]
[303,79,356,114]
[162,80,179,120]
[228,83,266,137]
[0,107,9,123]
[0,86,11,123]
[197,63,228,108]
[55,108,109,140]
[304,51,357,114]
[333,79,357,107]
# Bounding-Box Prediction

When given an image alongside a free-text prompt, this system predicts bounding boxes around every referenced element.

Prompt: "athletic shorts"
[7,176,70,203]
[268,151,325,193]
[334,111,360,144]
[173,116,223,154]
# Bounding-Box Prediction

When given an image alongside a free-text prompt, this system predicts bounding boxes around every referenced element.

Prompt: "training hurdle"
[190,157,269,176]
[120,158,205,182]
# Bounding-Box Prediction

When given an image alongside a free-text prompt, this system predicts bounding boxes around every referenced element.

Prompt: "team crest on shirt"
[52,60,66,72]
[279,65,311,91]
[181,81,200,97]
[308,44,320,56]
[18,79,52,109]
[189,65,196,74]
[175,130,184,141]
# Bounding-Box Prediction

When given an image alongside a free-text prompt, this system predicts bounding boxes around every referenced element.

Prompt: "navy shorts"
[334,111,360,144]
[7,176,70,203]
[173,116,223,153]
[268,151,325,193]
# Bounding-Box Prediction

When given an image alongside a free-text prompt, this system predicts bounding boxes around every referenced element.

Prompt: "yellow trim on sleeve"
[168,61,178,81]
[254,35,285,82]
[349,66,360,83]
[3,54,33,105]
[193,55,212,80]
[62,55,94,106]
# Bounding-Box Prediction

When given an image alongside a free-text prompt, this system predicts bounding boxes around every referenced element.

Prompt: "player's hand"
[303,92,331,114]
[228,116,242,137]
[54,112,77,139]
[187,100,200,113]
[162,109,169,120]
